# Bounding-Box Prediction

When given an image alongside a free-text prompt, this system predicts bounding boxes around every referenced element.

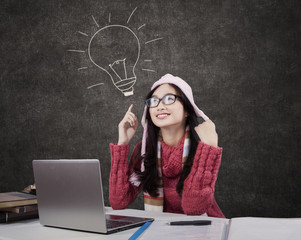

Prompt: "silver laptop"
[32,159,153,234]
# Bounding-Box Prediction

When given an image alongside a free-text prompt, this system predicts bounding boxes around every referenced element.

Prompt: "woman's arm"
[109,142,141,209]
[109,104,141,209]
[181,141,223,216]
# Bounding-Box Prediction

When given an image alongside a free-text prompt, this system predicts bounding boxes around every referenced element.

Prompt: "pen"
[168,220,212,226]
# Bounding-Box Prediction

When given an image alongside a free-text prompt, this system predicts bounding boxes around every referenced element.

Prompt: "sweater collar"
[161,134,186,178]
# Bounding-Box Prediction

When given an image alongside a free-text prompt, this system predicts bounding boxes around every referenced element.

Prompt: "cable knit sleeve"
[181,141,223,216]
[109,142,141,210]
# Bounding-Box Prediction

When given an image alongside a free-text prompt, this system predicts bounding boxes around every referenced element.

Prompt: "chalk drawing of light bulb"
[88,25,140,96]
[68,7,163,97]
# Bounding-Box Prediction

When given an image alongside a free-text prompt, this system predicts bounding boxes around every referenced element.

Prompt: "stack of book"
[0,192,38,223]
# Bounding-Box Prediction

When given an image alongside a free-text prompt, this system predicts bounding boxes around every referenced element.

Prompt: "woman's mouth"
[156,113,170,119]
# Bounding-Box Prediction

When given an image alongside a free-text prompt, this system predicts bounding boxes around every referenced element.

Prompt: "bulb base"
[123,89,134,96]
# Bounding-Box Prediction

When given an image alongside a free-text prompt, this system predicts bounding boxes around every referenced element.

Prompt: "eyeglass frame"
[145,93,182,108]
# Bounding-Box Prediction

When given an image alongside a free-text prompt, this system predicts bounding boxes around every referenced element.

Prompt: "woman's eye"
[165,95,175,103]
[151,98,159,105]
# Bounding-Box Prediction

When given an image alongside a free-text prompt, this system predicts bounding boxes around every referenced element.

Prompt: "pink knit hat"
[140,73,209,171]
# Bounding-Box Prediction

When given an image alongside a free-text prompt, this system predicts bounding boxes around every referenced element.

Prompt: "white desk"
[0,207,228,240]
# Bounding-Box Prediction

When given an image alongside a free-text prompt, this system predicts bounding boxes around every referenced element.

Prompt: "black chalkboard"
[0,0,300,218]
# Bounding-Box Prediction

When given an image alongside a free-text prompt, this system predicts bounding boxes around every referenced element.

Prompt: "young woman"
[109,74,225,218]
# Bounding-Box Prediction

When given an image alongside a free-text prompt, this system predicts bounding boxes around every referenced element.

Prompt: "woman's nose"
[156,101,166,110]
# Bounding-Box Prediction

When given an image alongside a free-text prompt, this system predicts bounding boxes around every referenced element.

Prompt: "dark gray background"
[0,0,300,218]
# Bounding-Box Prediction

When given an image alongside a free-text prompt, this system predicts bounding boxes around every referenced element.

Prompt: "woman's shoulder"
[132,140,142,152]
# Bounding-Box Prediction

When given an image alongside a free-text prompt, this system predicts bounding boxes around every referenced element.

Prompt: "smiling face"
[149,84,187,130]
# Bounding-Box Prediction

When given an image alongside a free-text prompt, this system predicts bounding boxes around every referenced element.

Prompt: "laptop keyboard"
[106,219,131,229]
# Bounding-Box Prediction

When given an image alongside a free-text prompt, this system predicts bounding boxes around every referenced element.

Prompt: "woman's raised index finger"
[127,104,134,113]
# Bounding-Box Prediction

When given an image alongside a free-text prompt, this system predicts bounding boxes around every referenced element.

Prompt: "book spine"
[0,199,37,208]
[0,210,39,223]
[0,204,38,214]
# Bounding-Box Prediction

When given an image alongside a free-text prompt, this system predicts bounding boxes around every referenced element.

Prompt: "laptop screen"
[33,159,153,234]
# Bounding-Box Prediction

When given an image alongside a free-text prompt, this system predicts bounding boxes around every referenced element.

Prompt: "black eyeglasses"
[145,94,181,108]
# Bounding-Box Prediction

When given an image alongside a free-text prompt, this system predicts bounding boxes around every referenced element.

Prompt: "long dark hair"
[136,83,201,197]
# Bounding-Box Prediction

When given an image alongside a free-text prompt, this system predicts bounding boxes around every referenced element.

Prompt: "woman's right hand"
[118,104,138,145]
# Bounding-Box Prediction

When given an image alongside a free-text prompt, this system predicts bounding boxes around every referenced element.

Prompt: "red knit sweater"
[109,135,225,218]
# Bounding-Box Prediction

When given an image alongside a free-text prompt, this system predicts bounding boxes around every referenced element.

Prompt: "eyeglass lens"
[147,94,177,107]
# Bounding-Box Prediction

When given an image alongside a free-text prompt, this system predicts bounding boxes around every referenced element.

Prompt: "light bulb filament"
[109,58,127,81]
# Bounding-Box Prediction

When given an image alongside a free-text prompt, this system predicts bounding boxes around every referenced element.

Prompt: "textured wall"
[0,0,300,218]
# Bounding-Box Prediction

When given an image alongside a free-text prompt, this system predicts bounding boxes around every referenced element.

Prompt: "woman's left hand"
[194,120,218,147]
